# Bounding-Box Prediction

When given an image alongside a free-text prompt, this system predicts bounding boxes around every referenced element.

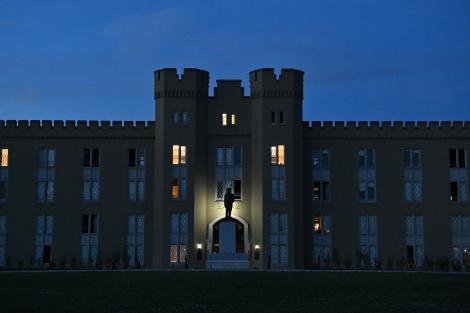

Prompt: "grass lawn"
[0,271,469,313]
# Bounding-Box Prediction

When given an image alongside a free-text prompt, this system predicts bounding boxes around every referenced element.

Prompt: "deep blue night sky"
[1,0,469,122]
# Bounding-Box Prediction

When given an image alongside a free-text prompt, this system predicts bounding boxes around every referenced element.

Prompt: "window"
[182,111,188,125]
[313,150,330,201]
[271,111,276,124]
[358,148,376,202]
[170,213,188,264]
[34,215,53,265]
[405,215,424,267]
[37,148,55,202]
[279,111,285,124]
[451,216,470,266]
[0,149,8,202]
[449,149,468,202]
[127,215,144,267]
[222,113,236,126]
[450,149,466,168]
[215,147,242,200]
[172,111,179,125]
[404,149,422,201]
[171,145,187,200]
[313,214,332,266]
[0,216,6,267]
[128,148,145,202]
[82,149,100,201]
[270,213,288,266]
[1,148,7,167]
[80,214,99,266]
[271,145,286,200]
[359,215,378,266]
[172,145,186,165]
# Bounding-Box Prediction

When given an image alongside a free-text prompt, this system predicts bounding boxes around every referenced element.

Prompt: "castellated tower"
[153,68,209,268]
[249,68,305,268]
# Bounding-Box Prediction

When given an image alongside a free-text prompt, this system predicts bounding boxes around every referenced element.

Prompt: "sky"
[0,0,469,122]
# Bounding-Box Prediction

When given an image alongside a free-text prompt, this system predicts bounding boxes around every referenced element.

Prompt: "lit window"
[271,146,277,164]
[222,113,228,126]
[172,145,180,165]
[278,145,285,165]
[313,215,321,233]
[1,149,8,167]
[180,146,186,164]
[231,114,236,125]
[172,179,179,199]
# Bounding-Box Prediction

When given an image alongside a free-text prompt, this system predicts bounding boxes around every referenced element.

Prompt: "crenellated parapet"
[249,68,304,100]
[303,120,470,139]
[0,120,155,139]
[154,68,209,99]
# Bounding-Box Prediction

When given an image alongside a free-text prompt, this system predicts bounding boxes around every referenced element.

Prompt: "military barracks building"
[0,68,469,270]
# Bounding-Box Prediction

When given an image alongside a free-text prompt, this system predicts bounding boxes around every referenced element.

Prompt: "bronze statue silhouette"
[224,187,235,219]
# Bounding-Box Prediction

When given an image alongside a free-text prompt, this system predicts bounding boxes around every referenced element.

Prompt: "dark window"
[129,149,136,168]
[91,149,100,167]
[81,215,89,233]
[406,245,414,265]
[313,182,321,201]
[43,245,51,263]
[279,111,285,124]
[412,151,420,168]
[0,181,6,200]
[234,180,241,199]
[83,149,91,167]
[458,149,466,168]
[366,149,374,167]
[90,214,97,233]
[404,150,411,168]
[450,149,457,168]
[271,111,276,124]
[322,181,329,201]
[450,182,458,201]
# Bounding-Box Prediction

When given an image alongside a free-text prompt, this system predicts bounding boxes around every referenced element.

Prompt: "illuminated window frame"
[222,113,236,127]
[172,145,186,165]
[1,148,8,167]
[270,145,285,165]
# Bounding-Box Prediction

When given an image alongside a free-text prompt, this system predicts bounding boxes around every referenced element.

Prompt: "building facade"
[0,67,469,270]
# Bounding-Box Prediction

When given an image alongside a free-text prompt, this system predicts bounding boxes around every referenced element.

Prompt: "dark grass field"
[0,271,469,313]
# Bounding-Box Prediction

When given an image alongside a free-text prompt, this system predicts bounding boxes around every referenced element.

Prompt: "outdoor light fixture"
[254,244,260,260]
[196,243,203,260]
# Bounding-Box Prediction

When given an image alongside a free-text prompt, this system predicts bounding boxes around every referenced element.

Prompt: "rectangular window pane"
[279,111,284,124]
[271,111,276,124]
[278,145,285,165]
[366,149,374,167]
[172,111,179,125]
[451,181,458,201]
[180,146,186,164]
[1,149,8,167]
[404,150,411,168]
[172,179,179,199]
[412,150,421,168]
[81,215,89,233]
[313,181,321,201]
[234,180,241,199]
[458,149,466,168]
[322,181,329,201]
[222,113,227,126]
[92,149,100,167]
[83,149,90,167]
[172,145,179,165]
[129,149,136,168]
[450,149,457,168]
[271,146,277,164]
[182,111,188,125]
[90,215,97,233]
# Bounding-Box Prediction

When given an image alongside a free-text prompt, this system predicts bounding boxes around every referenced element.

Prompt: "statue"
[224,187,235,219]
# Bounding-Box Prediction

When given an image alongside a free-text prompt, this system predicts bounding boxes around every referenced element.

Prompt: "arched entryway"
[207,215,249,254]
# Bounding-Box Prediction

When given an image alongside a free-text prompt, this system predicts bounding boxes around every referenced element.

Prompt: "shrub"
[374,258,382,270]
[451,260,462,272]
[332,250,342,269]
[395,257,406,270]
[436,257,449,271]
[423,257,434,271]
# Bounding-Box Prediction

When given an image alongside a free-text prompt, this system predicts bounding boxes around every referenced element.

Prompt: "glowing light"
[270,146,277,164]
[231,114,236,125]
[278,145,285,165]
[222,113,227,126]
[180,146,186,164]
[172,145,179,165]
[1,149,7,167]
[254,244,260,250]
[196,243,203,249]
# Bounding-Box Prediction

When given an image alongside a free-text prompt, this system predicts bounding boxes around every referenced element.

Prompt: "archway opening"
[212,219,245,254]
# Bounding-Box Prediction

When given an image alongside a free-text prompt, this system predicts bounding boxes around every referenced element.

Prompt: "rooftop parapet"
[249,68,304,100]
[302,120,470,138]
[213,80,245,98]
[154,68,209,99]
